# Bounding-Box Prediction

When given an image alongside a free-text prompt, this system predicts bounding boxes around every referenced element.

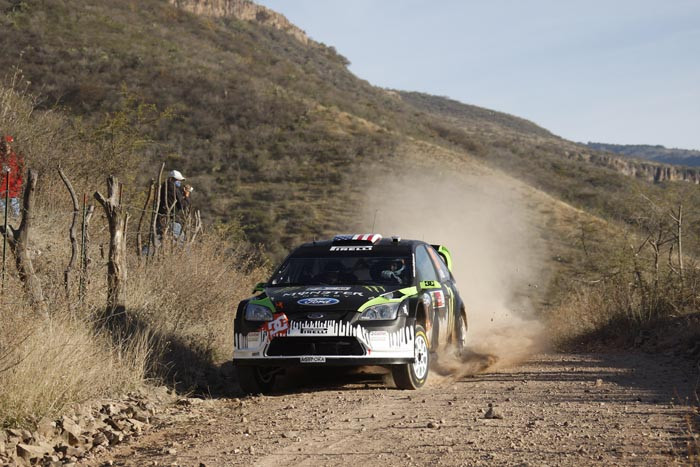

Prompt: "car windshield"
[269,256,413,287]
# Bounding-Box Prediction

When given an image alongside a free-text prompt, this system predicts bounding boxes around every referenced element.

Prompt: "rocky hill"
[587,142,700,167]
[168,0,311,44]
[568,149,700,183]
[400,93,700,185]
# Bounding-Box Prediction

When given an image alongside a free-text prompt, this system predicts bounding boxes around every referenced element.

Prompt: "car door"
[415,245,449,349]
[426,246,457,342]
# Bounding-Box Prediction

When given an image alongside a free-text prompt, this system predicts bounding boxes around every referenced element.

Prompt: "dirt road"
[87,352,697,466]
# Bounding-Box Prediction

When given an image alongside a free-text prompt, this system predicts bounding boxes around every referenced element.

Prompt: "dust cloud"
[360,167,548,378]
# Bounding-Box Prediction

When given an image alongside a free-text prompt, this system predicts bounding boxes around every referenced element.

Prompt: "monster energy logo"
[364,285,386,293]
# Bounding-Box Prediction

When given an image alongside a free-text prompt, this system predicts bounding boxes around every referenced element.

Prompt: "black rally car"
[233,234,468,393]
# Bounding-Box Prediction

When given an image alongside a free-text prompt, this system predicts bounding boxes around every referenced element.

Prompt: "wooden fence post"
[136,180,154,259]
[1,168,9,292]
[94,175,129,325]
[0,169,47,315]
[79,201,94,303]
[149,163,165,261]
[58,166,79,299]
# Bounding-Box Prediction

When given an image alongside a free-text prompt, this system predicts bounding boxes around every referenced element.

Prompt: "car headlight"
[244,303,274,321]
[360,302,402,321]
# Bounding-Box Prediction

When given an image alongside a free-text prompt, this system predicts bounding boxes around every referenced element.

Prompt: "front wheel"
[235,365,279,395]
[392,325,430,389]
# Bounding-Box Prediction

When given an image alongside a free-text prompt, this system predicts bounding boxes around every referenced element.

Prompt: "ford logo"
[307,312,325,320]
[297,297,339,306]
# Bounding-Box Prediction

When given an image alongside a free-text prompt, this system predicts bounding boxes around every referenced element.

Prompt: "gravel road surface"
[86,352,698,466]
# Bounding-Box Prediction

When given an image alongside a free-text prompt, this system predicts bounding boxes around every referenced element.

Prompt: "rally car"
[233,234,468,393]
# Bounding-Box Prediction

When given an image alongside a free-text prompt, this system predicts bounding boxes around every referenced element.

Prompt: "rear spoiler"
[430,244,453,272]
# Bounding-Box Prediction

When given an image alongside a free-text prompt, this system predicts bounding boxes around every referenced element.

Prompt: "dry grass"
[546,285,609,344]
[126,236,266,387]
[0,79,269,427]
[0,194,265,427]
[0,206,265,427]
[0,292,149,428]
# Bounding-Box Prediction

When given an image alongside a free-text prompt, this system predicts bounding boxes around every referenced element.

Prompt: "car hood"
[265,285,403,315]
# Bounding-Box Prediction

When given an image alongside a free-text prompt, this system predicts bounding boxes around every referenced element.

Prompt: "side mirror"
[419,280,441,290]
[252,282,266,293]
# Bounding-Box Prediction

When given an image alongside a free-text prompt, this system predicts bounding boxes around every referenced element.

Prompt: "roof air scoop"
[332,233,383,245]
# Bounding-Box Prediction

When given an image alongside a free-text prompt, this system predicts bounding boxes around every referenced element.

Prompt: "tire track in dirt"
[253,393,398,467]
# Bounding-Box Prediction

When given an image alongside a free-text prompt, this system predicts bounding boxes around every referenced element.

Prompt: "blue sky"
[256,0,700,150]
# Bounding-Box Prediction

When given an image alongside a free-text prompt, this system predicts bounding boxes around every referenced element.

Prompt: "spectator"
[157,169,187,239]
[0,135,24,218]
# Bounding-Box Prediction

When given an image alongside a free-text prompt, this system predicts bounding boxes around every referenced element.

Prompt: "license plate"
[300,356,326,363]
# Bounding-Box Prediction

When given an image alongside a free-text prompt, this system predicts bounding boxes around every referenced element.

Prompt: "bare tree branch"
[58,165,79,298]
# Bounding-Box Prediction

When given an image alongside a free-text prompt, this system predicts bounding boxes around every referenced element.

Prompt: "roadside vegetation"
[547,186,700,351]
[0,81,264,428]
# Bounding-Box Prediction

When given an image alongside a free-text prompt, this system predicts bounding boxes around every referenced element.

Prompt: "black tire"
[392,325,430,390]
[455,308,468,359]
[236,365,278,395]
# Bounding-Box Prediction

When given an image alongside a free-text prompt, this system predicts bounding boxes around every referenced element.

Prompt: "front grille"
[286,310,354,321]
[267,337,365,357]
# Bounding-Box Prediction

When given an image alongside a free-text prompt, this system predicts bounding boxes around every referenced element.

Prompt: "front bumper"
[234,317,415,366]
[234,357,414,367]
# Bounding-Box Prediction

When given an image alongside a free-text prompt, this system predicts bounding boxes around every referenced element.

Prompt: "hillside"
[587,142,700,167]
[397,91,553,138]
[0,0,398,256]
[2,0,700,259]
[0,0,643,259]
[398,92,700,229]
